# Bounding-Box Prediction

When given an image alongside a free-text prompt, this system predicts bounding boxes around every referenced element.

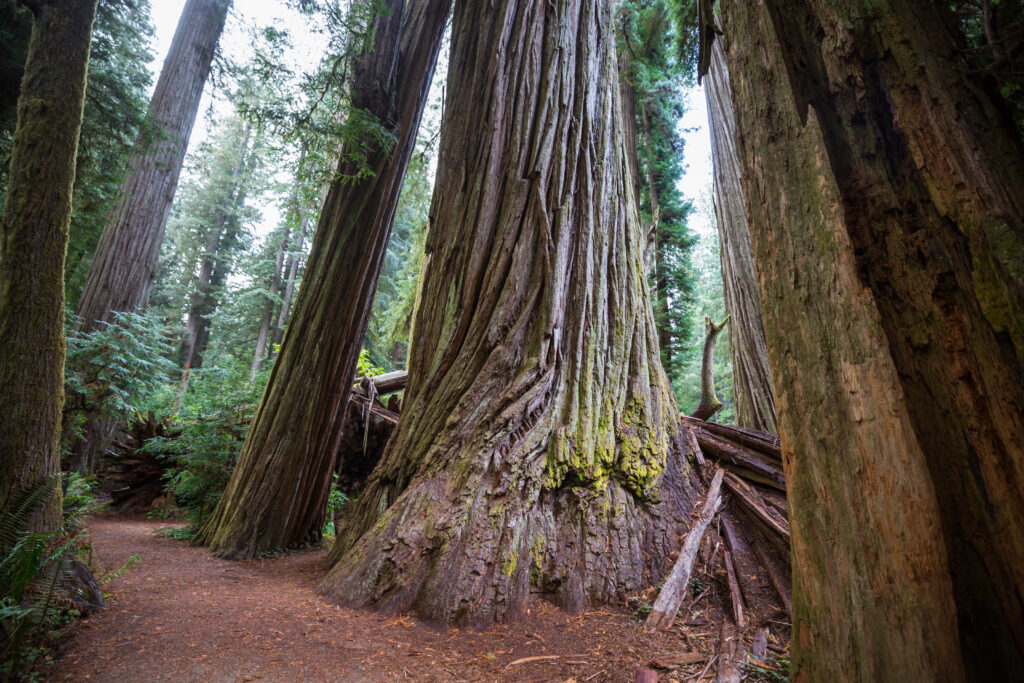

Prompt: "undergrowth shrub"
[143,359,266,536]
[0,474,105,681]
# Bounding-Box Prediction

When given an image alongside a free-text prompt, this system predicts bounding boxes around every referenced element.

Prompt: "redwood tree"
[703,37,775,433]
[76,0,230,330]
[319,0,701,626]
[0,0,98,526]
[69,0,229,472]
[196,0,452,559]
[718,0,1024,679]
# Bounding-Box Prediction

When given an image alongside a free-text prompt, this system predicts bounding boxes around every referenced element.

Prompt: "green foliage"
[143,360,265,526]
[362,138,433,371]
[747,652,791,682]
[0,475,103,680]
[63,310,176,455]
[321,473,350,539]
[100,554,140,585]
[356,349,385,378]
[946,0,1024,139]
[618,0,698,387]
[676,188,735,422]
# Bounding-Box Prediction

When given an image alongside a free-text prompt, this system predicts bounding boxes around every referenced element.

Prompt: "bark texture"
[719,0,1024,680]
[75,0,229,329]
[0,0,97,526]
[196,0,451,559]
[319,0,701,627]
[704,36,776,434]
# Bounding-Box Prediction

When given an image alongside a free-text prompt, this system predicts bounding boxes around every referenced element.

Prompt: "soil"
[42,514,728,682]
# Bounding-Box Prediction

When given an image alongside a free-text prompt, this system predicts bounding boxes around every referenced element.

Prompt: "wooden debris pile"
[643,414,792,682]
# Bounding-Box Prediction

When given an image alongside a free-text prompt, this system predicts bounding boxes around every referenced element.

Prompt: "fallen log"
[722,471,790,541]
[680,415,780,459]
[646,468,725,629]
[723,549,745,629]
[718,621,742,683]
[353,369,408,396]
[694,430,786,491]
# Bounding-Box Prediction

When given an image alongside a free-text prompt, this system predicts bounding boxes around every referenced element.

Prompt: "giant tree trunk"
[0,0,97,527]
[75,0,229,330]
[195,0,451,559]
[718,0,1024,679]
[704,37,776,434]
[319,0,701,627]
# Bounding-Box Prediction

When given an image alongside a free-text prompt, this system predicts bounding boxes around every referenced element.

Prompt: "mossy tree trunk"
[719,0,1024,679]
[195,0,452,559]
[0,0,98,527]
[319,0,701,627]
[67,0,229,473]
[704,37,776,434]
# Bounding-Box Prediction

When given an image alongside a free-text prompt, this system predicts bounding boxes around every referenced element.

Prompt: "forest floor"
[41,514,724,682]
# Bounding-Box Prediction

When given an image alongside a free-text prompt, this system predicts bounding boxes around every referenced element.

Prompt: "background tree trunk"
[269,211,308,353]
[0,0,98,527]
[180,123,253,370]
[75,0,229,330]
[250,225,288,381]
[718,0,1024,679]
[319,0,701,627]
[68,0,228,472]
[704,37,776,434]
[196,0,451,559]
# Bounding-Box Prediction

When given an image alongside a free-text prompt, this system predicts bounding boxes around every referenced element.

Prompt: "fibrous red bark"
[196,0,451,559]
[319,0,701,627]
[719,0,1024,679]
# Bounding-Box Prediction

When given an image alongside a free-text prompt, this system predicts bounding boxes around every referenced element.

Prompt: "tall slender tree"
[718,0,1024,678]
[76,0,230,330]
[319,0,702,627]
[0,0,98,527]
[69,0,229,472]
[196,0,453,559]
[703,36,775,433]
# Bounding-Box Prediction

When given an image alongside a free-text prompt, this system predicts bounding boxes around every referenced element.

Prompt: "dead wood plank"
[722,471,790,540]
[723,549,745,629]
[718,621,742,683]
[646,468,725,629]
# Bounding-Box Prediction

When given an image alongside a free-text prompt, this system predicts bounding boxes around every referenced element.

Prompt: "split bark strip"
[718,621,742,683]
[646,468,725,629]
[722,471,790,540]
[723,549,745,629]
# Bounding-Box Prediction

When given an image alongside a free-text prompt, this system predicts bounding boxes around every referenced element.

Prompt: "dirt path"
[42,515,712,682]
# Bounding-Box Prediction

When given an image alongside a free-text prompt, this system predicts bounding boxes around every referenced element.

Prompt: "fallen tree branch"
[646,468,725,629]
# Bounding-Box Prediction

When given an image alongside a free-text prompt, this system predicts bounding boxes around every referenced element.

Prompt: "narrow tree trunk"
[719,0,1024,679]
[0,0,98,527]
[75,0,229,330]
[270,211,308,353]
[250,226,288,382]
[180,124,252,370]
[704,37,776,434]
[196,0,451,559]
[319,0,701,627]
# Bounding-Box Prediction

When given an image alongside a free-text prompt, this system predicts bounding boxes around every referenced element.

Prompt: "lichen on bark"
[319,0,701,627]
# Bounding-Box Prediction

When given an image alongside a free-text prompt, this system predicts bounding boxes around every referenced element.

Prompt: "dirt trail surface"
[44,515,712,682]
